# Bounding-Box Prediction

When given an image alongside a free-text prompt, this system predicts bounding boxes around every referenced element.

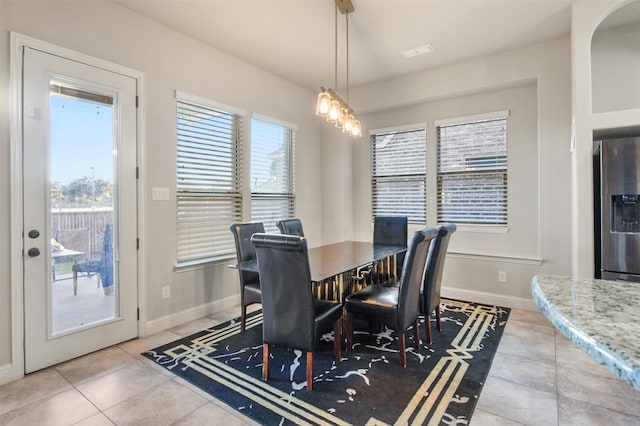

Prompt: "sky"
[49,94,114,185]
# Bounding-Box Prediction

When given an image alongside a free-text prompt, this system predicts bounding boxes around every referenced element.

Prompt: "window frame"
[175,91,245,267]
[370,124,427,223]
[249,114,296,233]
[435,110,509,228]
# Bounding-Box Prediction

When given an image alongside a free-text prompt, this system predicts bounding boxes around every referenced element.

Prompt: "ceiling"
[113,0,580,92]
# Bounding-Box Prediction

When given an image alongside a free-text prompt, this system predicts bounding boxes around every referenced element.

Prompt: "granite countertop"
[532,274,640,390]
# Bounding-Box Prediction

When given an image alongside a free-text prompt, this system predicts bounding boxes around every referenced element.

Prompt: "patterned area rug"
[143,299,509,425]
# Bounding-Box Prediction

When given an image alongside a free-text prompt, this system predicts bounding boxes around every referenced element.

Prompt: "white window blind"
[176,97,243,263]
[250,118,295,233]
[437,116,508,225]
[371,127,427,223]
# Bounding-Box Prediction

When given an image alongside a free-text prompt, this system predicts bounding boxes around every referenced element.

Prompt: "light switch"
[152,187,170,201]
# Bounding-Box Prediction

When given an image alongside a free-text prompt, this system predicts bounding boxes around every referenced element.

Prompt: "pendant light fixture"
[315,0,362,138]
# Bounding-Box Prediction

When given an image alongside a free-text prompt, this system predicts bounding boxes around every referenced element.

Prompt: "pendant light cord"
[346,12,349,103]
[334,4,338,90]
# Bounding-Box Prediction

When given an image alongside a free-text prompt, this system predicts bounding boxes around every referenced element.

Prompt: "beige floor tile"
[471,409,525,425]
[77,360,171,410]
[103,379,208,425]
[556,366,640,417]
[0,368,73,415]
[170,316,224,336]
[75,412,116,426]
[488,351,557,394]
[503,317,555,340]
[55,346,137,386]
[117,330,183,357]
[172,402,250,425]
[558,394,640,426]
[209,307,243,323]
[476,376,558,425]
[496,333,556,364]
[0,388,98,426]
[507,309,554,328]
[555,340,618,380]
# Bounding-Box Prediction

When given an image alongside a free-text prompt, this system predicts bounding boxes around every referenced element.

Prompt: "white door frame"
[7,32,147,382]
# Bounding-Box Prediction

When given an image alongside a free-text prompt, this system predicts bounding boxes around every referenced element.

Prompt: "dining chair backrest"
[275,218,305,237]
[251,233,316,351]
[422,223,457,315]
[396,227,439,330]
[229,222,265,286]
[373,216,408,247]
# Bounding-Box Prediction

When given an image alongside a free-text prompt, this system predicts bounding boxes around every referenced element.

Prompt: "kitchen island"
[532,274,640,390]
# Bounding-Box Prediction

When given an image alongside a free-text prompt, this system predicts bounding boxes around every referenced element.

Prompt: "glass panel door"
[49,84,117,335]
[22,46,138,373]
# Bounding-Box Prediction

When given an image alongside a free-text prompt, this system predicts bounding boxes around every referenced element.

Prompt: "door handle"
[28,248,41,257]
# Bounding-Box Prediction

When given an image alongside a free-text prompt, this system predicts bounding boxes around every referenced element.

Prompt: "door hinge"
[136,167,139,179]
[135,95,139,108]
[136,238,140,250]
[137,308,140,321]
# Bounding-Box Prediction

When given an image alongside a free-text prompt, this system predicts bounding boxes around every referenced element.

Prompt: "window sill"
[452,224,509,234]
[174,254,236,273]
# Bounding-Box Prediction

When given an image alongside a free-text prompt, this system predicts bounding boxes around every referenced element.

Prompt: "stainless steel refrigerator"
[594,137,640,282]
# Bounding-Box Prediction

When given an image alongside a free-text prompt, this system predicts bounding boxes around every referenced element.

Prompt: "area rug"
[143,299,509,425]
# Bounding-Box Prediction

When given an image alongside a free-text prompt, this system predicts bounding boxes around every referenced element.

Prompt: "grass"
[54,261,74,275]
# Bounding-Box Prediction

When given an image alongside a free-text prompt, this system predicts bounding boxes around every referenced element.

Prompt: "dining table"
[230,240,406,302]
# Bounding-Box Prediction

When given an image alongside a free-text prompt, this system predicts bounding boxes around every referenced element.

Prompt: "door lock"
[28,230,40,239]
[27,248,40,257]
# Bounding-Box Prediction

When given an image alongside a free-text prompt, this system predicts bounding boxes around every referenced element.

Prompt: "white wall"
[592,20,640,113]
[0,0,322,371]
[0,0,12,368]
[347,38,573,308]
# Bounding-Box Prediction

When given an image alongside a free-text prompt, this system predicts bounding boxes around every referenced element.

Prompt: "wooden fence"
[51,209,113,258]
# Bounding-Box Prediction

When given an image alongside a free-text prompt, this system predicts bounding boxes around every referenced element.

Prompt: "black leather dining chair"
[251,233,343,391]
[373,216,408,283]
[345,226,438,367]
[422,223,457,343]
[275,218,305,237]
[229,222,265,332]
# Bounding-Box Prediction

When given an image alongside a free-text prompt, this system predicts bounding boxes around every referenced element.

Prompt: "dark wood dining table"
[230,240,406,302]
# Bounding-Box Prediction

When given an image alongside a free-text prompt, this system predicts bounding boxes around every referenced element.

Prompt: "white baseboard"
[144,294,240,336]
[442,286,539,311]
[0,363,20,386]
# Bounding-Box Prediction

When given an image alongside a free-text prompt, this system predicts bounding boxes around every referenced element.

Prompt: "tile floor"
[1,304,639,425]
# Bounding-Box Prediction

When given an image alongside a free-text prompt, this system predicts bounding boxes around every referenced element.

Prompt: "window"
[437,112,508,225]
[250,117,295,233]
[371,126,427,222]
[176,93,243,264]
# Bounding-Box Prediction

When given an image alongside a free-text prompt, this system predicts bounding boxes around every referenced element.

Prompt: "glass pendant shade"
[343,114,354,133]
[351,118,362,138]
[327,99,341,123]
[315,91,331,116]
[335,107,348,128]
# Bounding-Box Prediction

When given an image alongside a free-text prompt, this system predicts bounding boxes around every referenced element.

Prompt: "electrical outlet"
[498,271,507,283]
[162,285,171,299]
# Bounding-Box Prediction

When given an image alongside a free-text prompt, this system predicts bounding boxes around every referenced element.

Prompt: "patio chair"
[72,224,114,295]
